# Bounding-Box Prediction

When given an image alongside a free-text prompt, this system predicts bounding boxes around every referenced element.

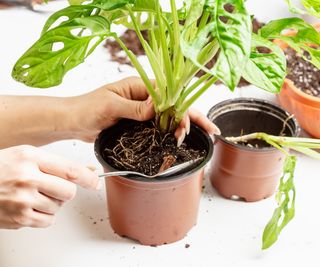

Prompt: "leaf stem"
[177,76,217,115]
[114,35,160,106]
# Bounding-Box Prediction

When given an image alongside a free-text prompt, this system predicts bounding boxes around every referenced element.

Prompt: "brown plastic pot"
[276,23,320,138]
[94,119,213,246]
[207,98,299,202]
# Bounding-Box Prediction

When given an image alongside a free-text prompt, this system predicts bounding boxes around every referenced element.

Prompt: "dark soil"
[104,122,206,176]
[285,47,320,98]
[104,18,265,88]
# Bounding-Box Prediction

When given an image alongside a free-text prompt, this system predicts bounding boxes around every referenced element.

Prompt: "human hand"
[0,145,99,229]
[69,77,219,143]
[175,108,221,147]
[68,77,155,142]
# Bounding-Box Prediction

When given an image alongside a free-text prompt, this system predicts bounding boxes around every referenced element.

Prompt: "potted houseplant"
[10,0,320,248]
[275,23,320,138]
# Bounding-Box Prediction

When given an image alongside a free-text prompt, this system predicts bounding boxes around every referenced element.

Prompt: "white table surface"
[0,1,320,267]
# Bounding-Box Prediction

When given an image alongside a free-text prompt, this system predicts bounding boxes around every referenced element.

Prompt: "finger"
[112,94,155,121]
[30,211,55,228]
[175,127,186,147]
[37,173,77,202]
[108,77,156,100]
[34,150,100,190]
[32,191,63,215]
[176,113,191,136]
[188,108,221,135]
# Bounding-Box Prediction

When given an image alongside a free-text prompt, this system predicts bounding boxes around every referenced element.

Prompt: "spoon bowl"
[98,158,202,179]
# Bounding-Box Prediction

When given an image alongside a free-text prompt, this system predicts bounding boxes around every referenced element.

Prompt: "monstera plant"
[11,0,320,249]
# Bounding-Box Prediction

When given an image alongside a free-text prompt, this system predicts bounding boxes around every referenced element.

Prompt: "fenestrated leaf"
[262,155,296,250]
[12,16,111,88]
[181,0,252,91]
[41,5,100,35]
[260,17,320,69]
[242,34,286,93]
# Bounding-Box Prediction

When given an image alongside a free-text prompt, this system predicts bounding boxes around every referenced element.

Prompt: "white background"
[0,1,320,266]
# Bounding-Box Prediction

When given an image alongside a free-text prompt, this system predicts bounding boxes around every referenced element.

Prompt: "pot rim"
[207,97,300,152]
[276,23,320,105]
[94,120,213,184]
[283,78,320,106]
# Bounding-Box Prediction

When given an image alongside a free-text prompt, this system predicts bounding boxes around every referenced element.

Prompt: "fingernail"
[209,134,216,144]
[146,96,153,105]
[177,130,186,147]
[95,179,102,190]
[186,119,190,135]
[215,126,221,135]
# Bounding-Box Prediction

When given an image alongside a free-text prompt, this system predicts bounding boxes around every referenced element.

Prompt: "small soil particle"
[285,47,320,98]
[185,244,190,248]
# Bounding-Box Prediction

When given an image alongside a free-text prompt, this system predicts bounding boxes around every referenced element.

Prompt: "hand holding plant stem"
[10,0,320,249]
[226,133,320,249]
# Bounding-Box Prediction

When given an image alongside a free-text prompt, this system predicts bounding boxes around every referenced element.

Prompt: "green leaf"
[12,16,111,88]
[41,5,100,35]
[209,0,252,90]
[302,0,320,17]
[181,0,252,90]
[242,34,286,93]
[262,155,297,250]
[260,17,320,69]
[68,0,87,5]
[184,0,206,27]
[93,0,130,11]
[284,0,306,14]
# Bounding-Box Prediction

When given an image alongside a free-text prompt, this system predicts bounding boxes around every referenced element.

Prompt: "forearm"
[0,95,76,148]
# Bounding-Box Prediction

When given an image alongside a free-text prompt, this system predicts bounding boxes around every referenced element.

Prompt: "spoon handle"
[98,171,145,178]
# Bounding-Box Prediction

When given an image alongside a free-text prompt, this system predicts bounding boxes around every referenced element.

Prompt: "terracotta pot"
[94,119,213,246]
[276,23,320,138]
[207,98,299,202]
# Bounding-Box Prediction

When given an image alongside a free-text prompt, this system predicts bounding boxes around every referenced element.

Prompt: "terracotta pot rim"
[94,119,213,184]
[283,78,320,106]
[207,97,300,152]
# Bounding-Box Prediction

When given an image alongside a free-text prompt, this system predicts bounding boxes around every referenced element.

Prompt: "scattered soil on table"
[104,30,148,66]
[104,122,206,176]
[104,18,265,88]
[285,47,320,98]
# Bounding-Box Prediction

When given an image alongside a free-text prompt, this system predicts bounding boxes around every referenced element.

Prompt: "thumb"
[118,96,155,121]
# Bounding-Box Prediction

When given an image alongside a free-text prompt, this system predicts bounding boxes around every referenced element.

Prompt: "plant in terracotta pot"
[10,0,320,247]
[275,23,320,138]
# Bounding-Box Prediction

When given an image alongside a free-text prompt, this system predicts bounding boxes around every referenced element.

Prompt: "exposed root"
[104,123,206,176]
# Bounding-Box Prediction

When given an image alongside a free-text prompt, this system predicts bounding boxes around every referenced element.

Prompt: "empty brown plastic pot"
[207,98,299,202]
[94,119,213,246]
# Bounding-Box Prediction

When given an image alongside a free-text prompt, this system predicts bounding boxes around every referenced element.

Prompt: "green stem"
[197,10,210,31]
[127,7,167,101]
[177,76,218,115]
[114,35,160,106]
[180,73,211,102]
[170,0,181,68]
[156,2,174,102]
